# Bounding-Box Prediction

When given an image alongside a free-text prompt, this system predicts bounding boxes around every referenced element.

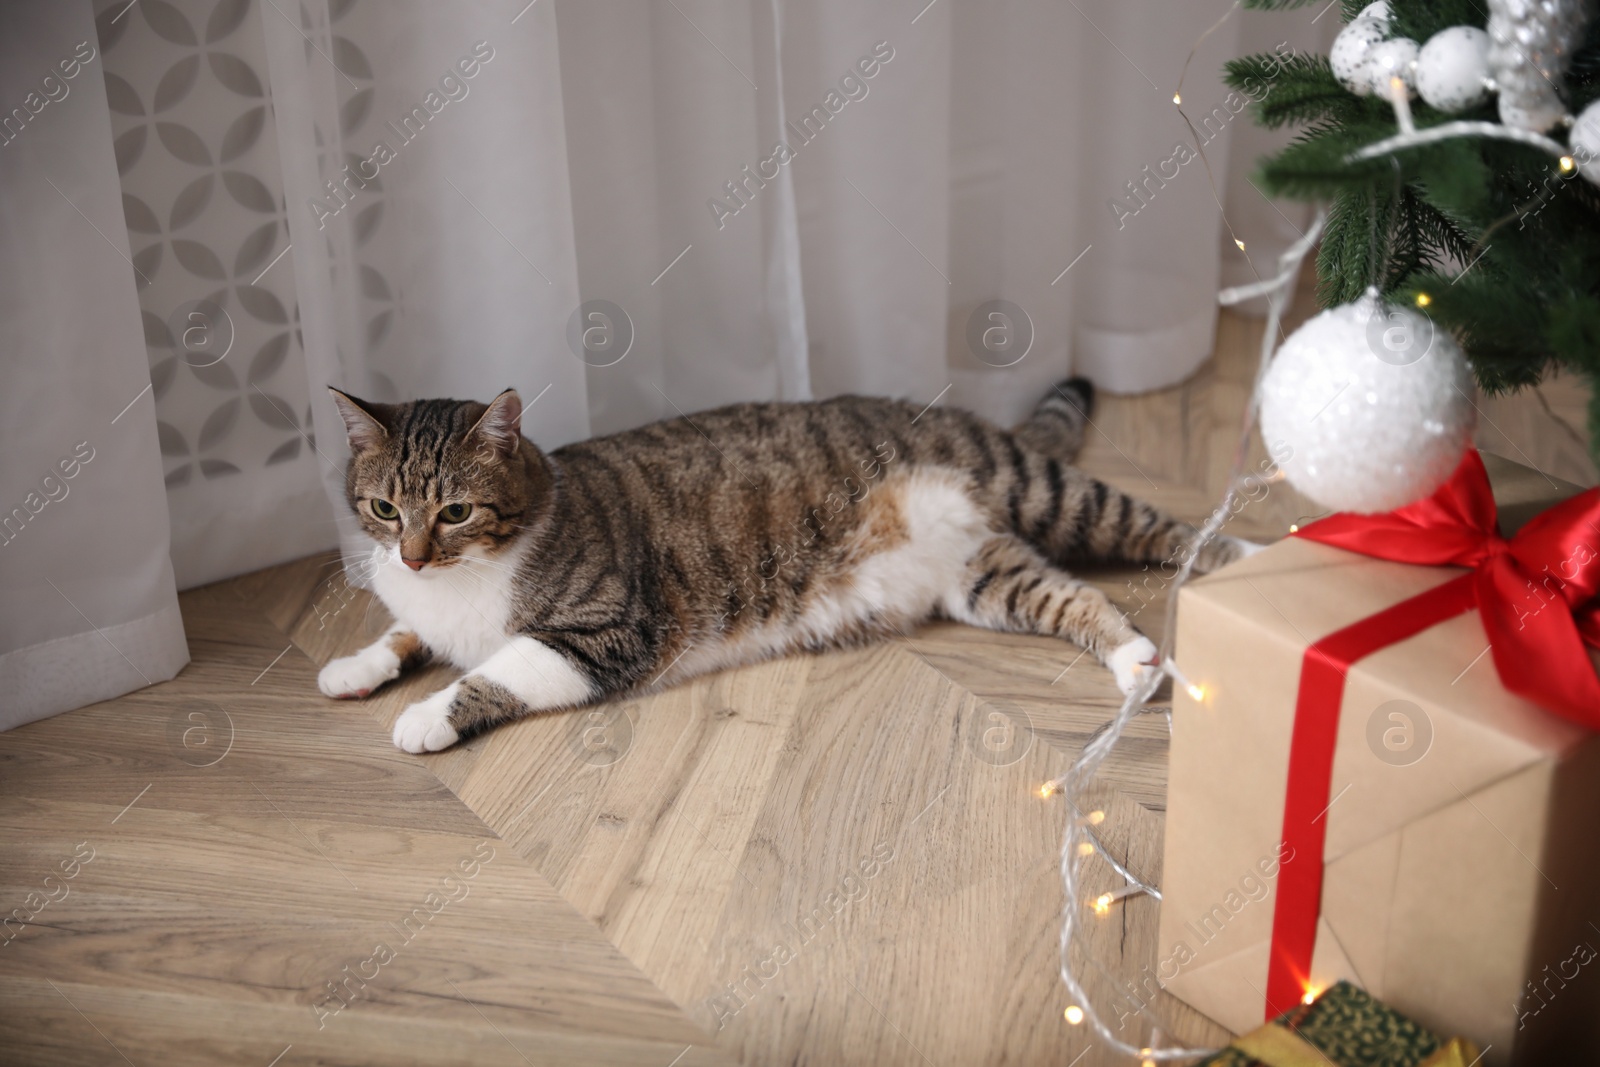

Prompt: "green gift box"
[1198,982,1481,1067]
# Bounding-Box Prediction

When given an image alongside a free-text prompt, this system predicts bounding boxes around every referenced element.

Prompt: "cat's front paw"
[318,645,402,699]
[393,686,461,753]
[1194,535,1267,575]
[1107,636,1159,696]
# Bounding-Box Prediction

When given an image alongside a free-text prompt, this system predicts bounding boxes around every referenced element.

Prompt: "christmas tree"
[1225,0,1600,463]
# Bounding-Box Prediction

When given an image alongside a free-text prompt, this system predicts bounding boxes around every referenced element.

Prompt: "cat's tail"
[1013,377,1094,462]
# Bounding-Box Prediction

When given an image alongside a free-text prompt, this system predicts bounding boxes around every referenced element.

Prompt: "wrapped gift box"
[1160,453,1600,1064]
[1197,981,1479,1067]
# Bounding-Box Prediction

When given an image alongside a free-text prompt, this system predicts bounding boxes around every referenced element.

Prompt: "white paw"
[393,686,460,753]
[1107,636,1160,696]
[1230,536,1267,558]
[318,645,401,699]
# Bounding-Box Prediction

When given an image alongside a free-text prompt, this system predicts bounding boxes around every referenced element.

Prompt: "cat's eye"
[370,499,399,520]
[439,503,473,524]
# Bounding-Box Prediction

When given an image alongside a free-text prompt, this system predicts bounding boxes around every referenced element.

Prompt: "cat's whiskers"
[446,567,495,592]
[454,553,520,576]
[358,588,389,635]
[456,568,519,609]
[445,558,501,594]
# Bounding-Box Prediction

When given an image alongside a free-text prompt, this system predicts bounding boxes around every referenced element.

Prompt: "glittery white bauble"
[1366,37,1419,96]
[1487,0,1591,131]
[1332,17,1390,96]
[1259,295,1476,514]
[1358,3,1391,28]
[1415,26,1491,112]
[1572,98,1600,186]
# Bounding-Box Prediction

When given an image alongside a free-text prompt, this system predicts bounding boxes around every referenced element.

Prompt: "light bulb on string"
[1089,883,1146,918]
[1290,513,1331,536]
[1064,1005,1084,1025]
[1386,75,1415,134]
[1163,659,1208,704]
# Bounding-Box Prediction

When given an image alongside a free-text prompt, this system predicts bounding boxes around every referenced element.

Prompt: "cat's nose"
[402,557,427,571]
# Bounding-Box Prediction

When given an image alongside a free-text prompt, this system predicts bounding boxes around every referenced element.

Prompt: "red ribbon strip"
[1262,449,1600,1018]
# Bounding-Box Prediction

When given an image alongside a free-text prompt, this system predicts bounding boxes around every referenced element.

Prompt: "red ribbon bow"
[1263,449,1600,1018]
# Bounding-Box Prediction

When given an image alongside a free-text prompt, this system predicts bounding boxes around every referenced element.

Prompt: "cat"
[318,380,1249,752]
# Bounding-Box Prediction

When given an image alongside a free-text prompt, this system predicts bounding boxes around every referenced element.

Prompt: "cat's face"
[329,388,540,574]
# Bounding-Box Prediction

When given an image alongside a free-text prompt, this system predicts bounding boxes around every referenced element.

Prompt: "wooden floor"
[3,291,1591,1066]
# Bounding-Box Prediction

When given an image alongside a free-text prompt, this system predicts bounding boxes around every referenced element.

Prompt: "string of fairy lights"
[1044,210,1325,1063]
[1036,3,1594,1059]
[1035,7,1310,1055]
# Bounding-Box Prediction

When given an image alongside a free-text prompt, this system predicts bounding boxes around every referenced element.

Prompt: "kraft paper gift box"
[1159,453,1600,1065]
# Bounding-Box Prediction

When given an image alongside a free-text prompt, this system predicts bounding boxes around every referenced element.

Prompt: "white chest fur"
[367,543,519,670]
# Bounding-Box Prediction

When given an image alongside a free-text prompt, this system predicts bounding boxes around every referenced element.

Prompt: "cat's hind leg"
[392,636,595,752]
[942,534,1158,695]
[318,627,431,699]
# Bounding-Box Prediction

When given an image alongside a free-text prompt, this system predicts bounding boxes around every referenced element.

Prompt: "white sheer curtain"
[4,0,1326,724]
[1,0,188,729]
[259,0,1259,568]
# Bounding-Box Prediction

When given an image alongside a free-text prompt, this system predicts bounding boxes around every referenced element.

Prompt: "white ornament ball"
[1571,98,1600,186]
[1415,26,1491,113]
[1259,294,1476,514]
[1488,0,1589,132]
[1358,2,1391,25]
[1331,17,1390,96]
[1366,37,1420,97]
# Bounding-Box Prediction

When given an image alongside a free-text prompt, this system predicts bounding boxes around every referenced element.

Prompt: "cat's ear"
[328,387,391,455]
[467,388,523,456]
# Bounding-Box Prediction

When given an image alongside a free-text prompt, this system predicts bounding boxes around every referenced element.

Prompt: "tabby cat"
[318,381,1249,752]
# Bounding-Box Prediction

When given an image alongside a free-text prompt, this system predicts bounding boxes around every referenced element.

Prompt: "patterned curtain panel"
[95,0,336,588]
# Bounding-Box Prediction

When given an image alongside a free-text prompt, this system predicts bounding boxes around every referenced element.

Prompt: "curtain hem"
[1076,306,1219,396]
[0,602,190,732]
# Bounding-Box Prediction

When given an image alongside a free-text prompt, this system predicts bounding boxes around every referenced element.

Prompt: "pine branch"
[1411,196,1478,268]
[1255,118,1400,199]
[1404,268,1554,392]
[1317,187,1382,306]
[1412,138,1492,220]
[1388,1,1486,39]
[1226,54,1367,129]
[1547,292,1600,373]
[1589,377,1600,461]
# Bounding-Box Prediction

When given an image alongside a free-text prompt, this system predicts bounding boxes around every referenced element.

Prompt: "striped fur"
[319,381,1249,752]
